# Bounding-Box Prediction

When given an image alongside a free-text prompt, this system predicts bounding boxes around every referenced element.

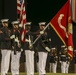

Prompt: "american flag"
[17,0,26,42]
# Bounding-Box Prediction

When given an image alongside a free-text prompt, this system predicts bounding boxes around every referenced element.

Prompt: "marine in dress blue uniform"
[73,50,76,73]
[36,22,51,75]
[0,19,12,75]
[59,45,70,73]
[49,47,58,73]
[22,22,34,75]
[10,21,22,75]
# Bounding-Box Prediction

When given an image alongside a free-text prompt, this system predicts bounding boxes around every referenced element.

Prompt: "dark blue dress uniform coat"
[11,29,21,51]
[0,27,11,50]
[23,31,34,51]
[37,30,51,52]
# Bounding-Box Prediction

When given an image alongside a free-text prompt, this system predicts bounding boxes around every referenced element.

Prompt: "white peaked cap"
[1,19,9,23]
[11,21,19,25]
[25,22,32,25]
[74,50,76,52]
[61,45,66,48]
[51,47,56,50]
[39,22,46,26]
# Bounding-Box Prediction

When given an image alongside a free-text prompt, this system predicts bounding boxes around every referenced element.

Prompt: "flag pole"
[17,0,20,21]
[32,23,50,45]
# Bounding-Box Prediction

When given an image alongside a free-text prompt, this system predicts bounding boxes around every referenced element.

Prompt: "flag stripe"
[17,0,21,14]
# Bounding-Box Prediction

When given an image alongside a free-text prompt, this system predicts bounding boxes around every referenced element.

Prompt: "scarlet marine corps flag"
[50,0,73,58]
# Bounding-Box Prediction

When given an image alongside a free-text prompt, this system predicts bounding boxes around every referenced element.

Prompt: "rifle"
[29,23,50,48]
[13,36,17,55]
[12,29,20,55]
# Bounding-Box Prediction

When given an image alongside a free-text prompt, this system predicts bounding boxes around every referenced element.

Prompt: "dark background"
[0,0,76,54]
[0,0,76,72]
[0,0,75,48]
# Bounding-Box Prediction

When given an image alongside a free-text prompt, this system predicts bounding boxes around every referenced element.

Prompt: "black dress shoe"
[42,74,46,75]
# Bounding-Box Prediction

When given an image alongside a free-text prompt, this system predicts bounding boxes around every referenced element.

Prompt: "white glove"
[26,39,29,42]
[19,24,22,28]
[12,46,14,49]
[60,61,61,63]
[26,39,31,43]
[21,48,23,51]
[45,47,50,52]
[10,35,15,39]
[40,31,44,34]
[49,38,51,41]
[15,37,19,43]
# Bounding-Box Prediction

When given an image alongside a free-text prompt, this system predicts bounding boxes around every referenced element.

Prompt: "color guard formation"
[0,19,75,75]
